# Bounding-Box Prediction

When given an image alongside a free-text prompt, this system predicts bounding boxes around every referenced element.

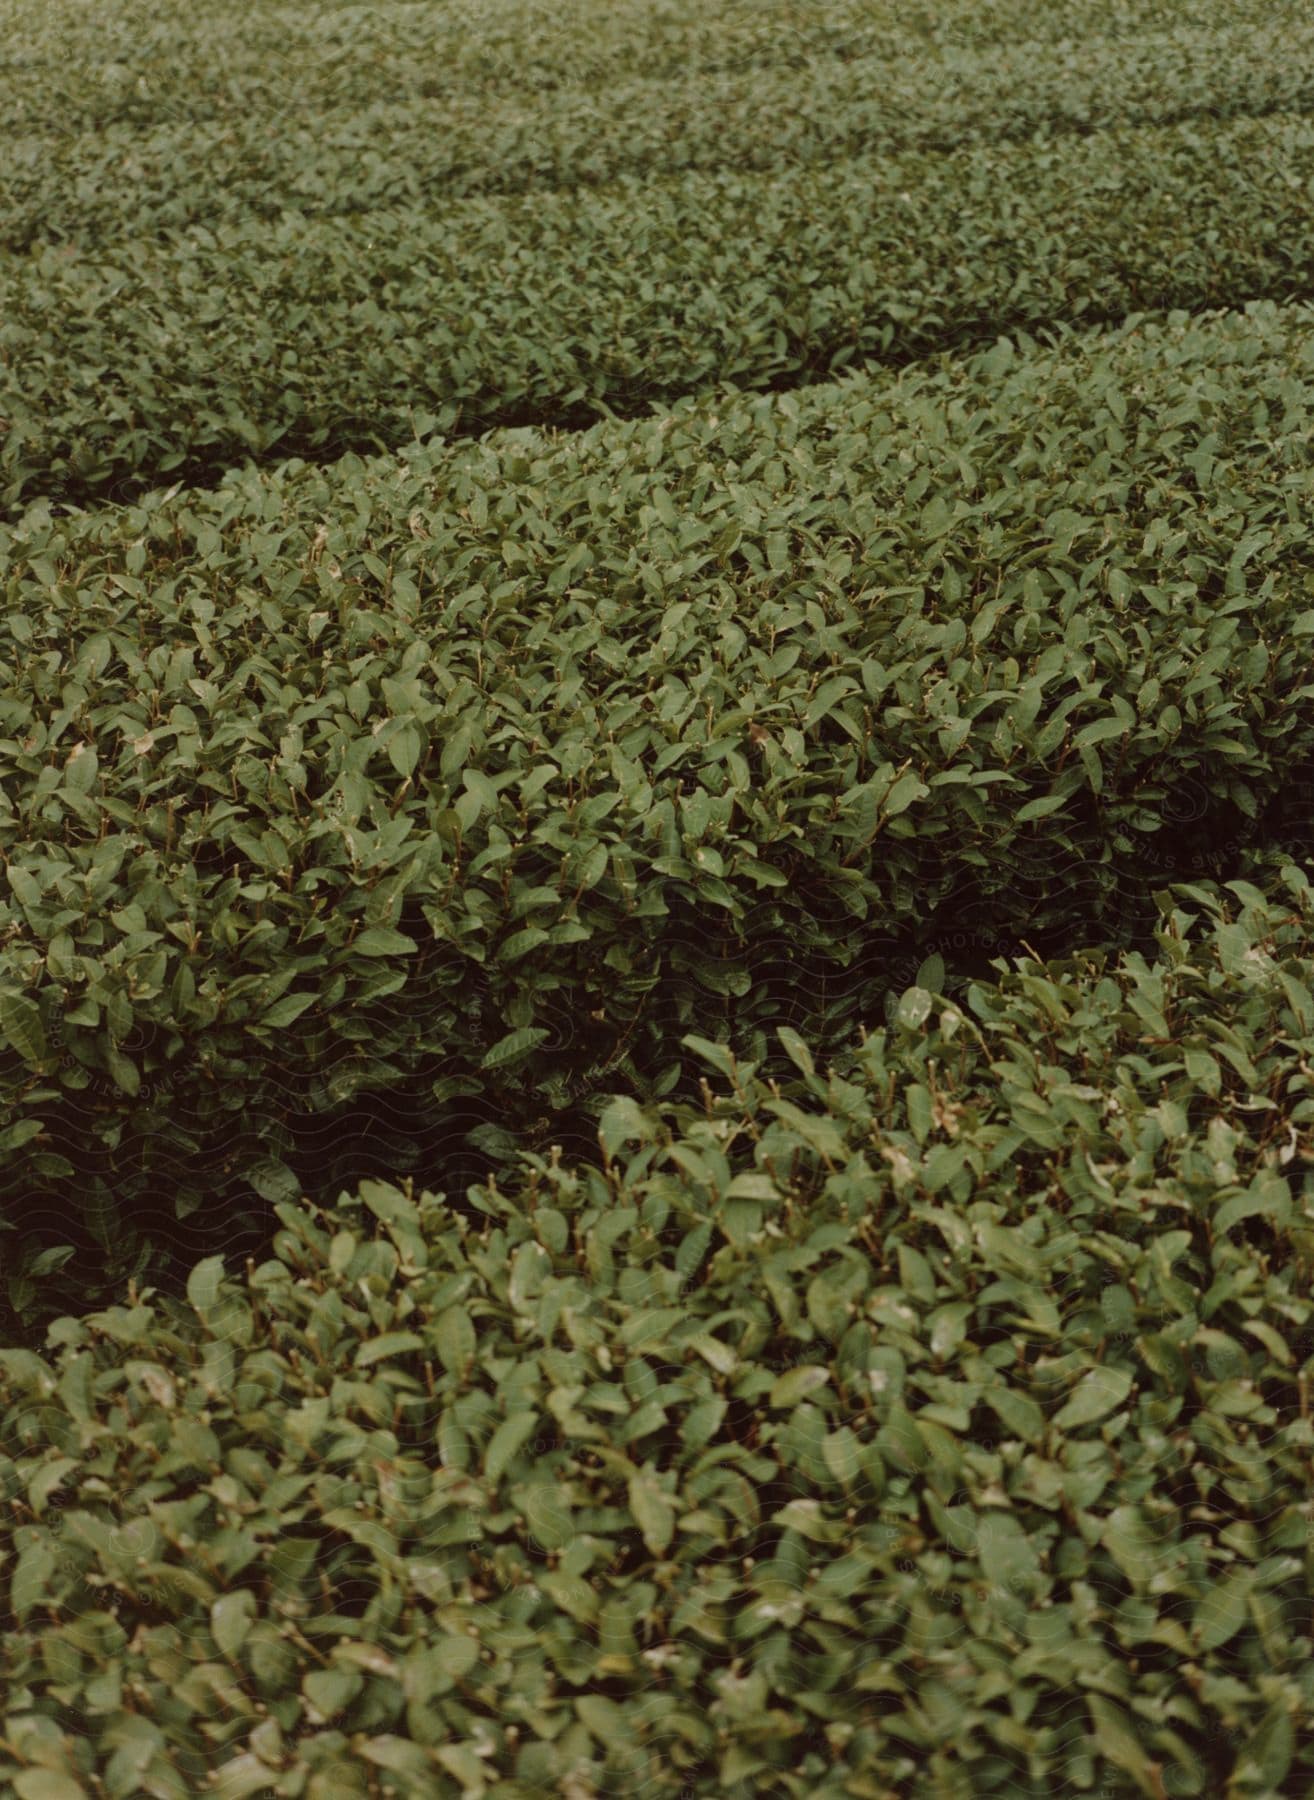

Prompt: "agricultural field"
[3,0,1314,1795]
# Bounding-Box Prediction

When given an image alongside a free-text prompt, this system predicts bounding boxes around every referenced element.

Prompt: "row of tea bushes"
[8,111,1314,510]
[3,873,1313,1797]
[2,0,1275,136]
[9,21,1314,248]
[4,302,1314,1323]
[7,302,1310,1317]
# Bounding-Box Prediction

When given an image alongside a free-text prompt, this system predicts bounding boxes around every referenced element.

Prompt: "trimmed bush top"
[4,305,1314,1318]
[3,872,1314,1796]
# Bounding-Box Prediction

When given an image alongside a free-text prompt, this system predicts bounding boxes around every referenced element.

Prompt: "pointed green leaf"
[1194,1568,1254,1650]
[0,990,48,1068]
[187,1255,226,1314]
[357,1331,425,1369]
[1054,1364,1133,1430]
[212,1588,257,1659]
[480,1025,548,1071]
[352,927,417,957]
[433,1306,475,1374]
[628,1469,675,1556]
[484,1411,539,1483]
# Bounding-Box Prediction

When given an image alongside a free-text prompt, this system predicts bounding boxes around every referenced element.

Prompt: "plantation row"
[10,22,1314,250]
[9,110,1314,514]
[3,303,1314,1328]
[2,0,1279,135]
[2,878,1313,1797]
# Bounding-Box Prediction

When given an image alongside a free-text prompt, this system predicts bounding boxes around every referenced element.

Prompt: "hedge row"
[8,111,1314,511]
[10,22,1314,250]
[4,0,1273,136]
[3,873,1314,1797]
[4,302,1314,1324]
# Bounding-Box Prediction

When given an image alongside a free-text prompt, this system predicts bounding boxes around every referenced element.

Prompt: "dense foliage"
[9,20,1314,246]
[5,0,1314,1792]
[9,110,1314,511]
[3,0,1276,137]
[5,304,1314,1323]
[4,881,1314,1797]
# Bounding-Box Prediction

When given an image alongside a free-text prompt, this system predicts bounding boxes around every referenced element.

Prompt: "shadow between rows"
[2,780,1295,1343]
[27,282,1314,522]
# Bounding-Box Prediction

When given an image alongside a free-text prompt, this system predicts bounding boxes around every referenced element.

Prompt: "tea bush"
[2,0,1273,138]
[8,0,1314,1788]
[3,877,1314,1797]
[5,304,1314,1323]
[9,110,1314,511]
[8,20,1314,250]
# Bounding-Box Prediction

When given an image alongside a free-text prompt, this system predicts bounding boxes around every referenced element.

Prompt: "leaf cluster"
[7,17,1314,252]
[3,881,1314,1797]
[6,304,1314,1320]
[10,111,1314,509]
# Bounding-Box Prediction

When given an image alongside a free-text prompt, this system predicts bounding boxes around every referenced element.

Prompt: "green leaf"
[480,1025,548,1071]
[571,839,609,891]
[598,1094,655,1160]
[10,1542,56,1622]
[63,743,98,795]
[929,1301,972,1361]
[1054,1363,1134,1430]
[982,1386,1045,1445]
[212,1588,257,1659]
[106,1044,140,1097]
[577,1693,628,1743]
[1072,715,1129,750]
[803,675,858,730]
[1087,1695,1155,1792]
[433,1306,475,1373]
[1194,1568,1253,1650]
[303,1666,363,1719]
[1235,1705,1295,1791]
[420,1635,480,1689]
[774,1497,848,1541]
[359,1737,439,1779]
[627,1468,675,1556]
[500,925,550,961]
[689,1332,738,1375]
[0,1118,44,1154]
[352,927,417,956]
[1216,1172,1291,1236]
[260,991,316,1028]
[0,989,48,1068]
[1014,790,1068,823]
[484,1411,538,1483]
[776,1024,815,1077]
[388,722,422,778]
[682,1396,726,1451]
[436,1745,489,1787]
[822,1426,864,1487]
[896,986,934,1030]
[681,1034,738,1081]
[762,1097,847,1163]
[28,1457,78,1515]
[187,1255,226,1314]
[356,1331,425,1368]
[915,952,945,994]
[771,1365,830,1407]
[360,1181,421,1229]
[1184,1045,1223,1094]
[246,1157,302,1205]
[884,770,928,817]
[1101,1506,1164,1590]
[13,1774,92,1800]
